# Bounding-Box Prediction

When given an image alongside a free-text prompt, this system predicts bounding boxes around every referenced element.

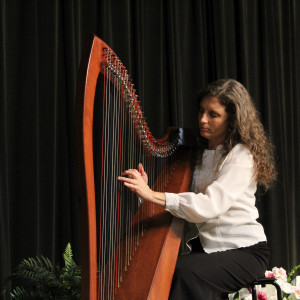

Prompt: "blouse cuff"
[165,192,180,212]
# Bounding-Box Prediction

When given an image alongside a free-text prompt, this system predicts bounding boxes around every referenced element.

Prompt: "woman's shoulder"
[223,143,253,166]
[231,143,251,154]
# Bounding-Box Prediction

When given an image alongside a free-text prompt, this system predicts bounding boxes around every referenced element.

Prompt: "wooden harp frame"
[75,35,193,300]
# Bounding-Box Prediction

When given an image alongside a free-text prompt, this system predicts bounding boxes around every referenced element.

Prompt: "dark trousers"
[168,240,270,300]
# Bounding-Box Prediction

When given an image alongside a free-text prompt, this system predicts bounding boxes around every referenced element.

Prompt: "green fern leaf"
[10,286,53,299]
[5,243,81,299]
[63,243,76,272]
[12,255,63,289]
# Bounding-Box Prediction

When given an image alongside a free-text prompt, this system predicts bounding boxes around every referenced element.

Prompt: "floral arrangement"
[229,264,300,300]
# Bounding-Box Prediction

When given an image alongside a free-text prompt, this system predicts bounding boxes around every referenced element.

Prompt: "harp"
[75,35,194,300]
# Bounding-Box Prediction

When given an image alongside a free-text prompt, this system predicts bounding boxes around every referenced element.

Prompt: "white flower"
[228,267,300,299]
[276,278,295,294]
[294,286,300,298]
[260,284,277,298]
[289,278,300,300]
[243,294,252,300]
[272,267,288,281]
[239,288,251,299]
[289,286,300,300]
[228,288,250,300]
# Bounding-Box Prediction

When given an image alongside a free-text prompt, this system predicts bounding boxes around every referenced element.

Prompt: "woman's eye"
[209,111,218,118]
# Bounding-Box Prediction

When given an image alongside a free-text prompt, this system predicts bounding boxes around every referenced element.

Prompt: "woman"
[118,79,277,299]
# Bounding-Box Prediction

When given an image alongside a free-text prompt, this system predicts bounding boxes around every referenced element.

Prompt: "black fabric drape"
[1,0,299,289]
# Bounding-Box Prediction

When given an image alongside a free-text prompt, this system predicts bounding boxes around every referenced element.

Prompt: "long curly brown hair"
[197,79,277,190]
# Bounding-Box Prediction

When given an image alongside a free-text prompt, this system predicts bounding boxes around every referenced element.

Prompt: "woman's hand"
[118,164,166,207]
[118,167,153,202]
[138,163,148,184]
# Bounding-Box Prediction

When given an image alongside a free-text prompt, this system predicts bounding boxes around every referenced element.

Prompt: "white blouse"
[165,144,267,254]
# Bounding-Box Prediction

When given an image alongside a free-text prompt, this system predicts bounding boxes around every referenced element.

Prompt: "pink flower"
[257,291,268,300]
[265,270,276,279]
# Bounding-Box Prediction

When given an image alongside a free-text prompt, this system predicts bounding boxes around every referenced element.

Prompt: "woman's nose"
[199,113,208,123]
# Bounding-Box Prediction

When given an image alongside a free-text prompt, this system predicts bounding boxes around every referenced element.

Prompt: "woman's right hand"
[138,163,148,184]
[118,163,166,207]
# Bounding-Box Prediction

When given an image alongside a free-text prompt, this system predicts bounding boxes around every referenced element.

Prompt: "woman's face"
[198,96,228,149]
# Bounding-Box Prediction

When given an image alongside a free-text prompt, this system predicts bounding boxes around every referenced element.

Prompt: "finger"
[138,163,145,174]
[123,182,137,191]
[122,169,138,175]
[122,169,140,178]
[118,176,135,184]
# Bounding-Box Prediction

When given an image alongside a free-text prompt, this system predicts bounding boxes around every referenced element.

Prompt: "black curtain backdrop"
[1,0,299,289]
